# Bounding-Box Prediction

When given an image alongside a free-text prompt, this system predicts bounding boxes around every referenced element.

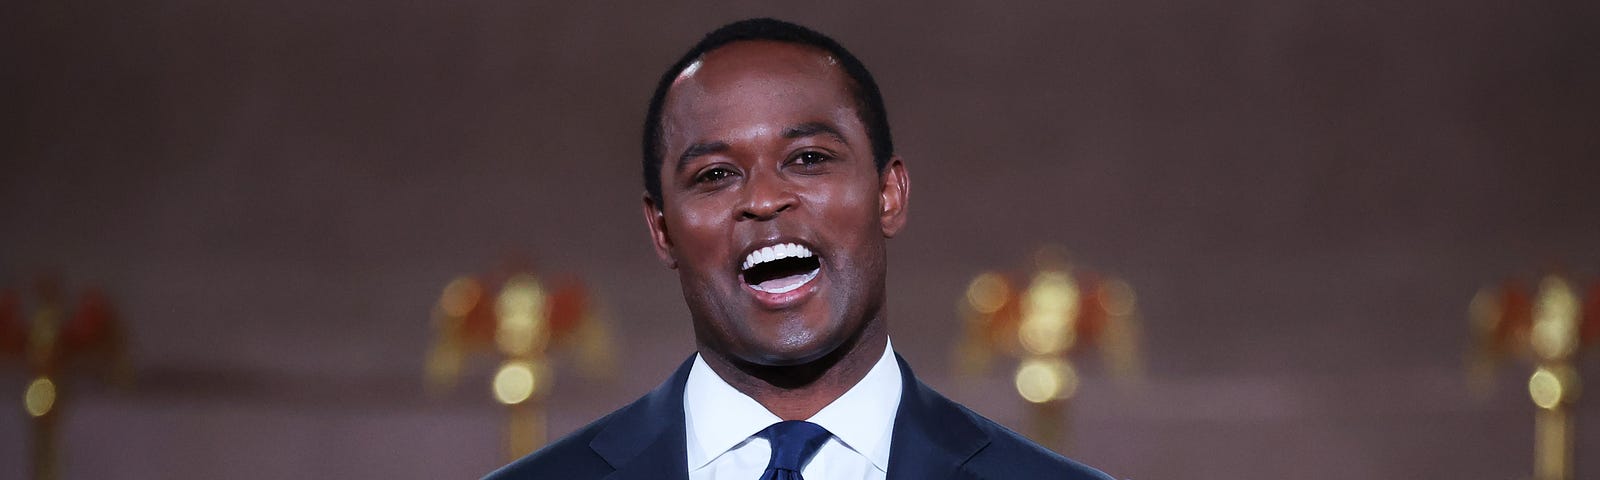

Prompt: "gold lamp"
[955,247,1141,452]
[1469,274,1598,480]
[3,277,130,480]
[425,265,613,461]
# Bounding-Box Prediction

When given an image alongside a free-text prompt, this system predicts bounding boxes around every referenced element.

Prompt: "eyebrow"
[782,122,848,144]
[676,141,729,171]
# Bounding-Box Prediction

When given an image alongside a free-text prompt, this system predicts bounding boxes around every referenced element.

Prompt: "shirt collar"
[683,339,903,472]
[805,338,902,471]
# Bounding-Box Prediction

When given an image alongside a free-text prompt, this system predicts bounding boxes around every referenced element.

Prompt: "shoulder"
[480,411,616,480]
[952,403,1114,480]
[891,354,1114,480]
[485,355,698,480]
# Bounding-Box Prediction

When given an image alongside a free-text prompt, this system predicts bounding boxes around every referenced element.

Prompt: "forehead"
[661,41,859,135]
[678,40,843,88]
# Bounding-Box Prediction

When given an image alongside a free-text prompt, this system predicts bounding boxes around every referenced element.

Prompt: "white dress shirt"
[684,339,902,480]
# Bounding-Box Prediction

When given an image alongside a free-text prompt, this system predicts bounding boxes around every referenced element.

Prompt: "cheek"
[811,179,889,295]
[814,177,883,234]
[666,202,731,257]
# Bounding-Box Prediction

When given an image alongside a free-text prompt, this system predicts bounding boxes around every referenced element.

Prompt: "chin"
[741,317,850,367]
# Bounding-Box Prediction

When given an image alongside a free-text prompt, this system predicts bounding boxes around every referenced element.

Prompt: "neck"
[699,319,888,421]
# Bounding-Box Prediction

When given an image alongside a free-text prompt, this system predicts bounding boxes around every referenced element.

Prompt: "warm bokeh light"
[1019,271,1077,355]
[966,273,1010,315]
[496,275,548,356]
[24,376,56,417]
[1015,357,1078,403]
[1015,359,1058,403]
[1531,276,1578,361]
[493,361,537,405]
[1469,287,1500,338]
[1100,279,1137,318]
[1018,316,1068,356]
[1528,367,1560,410]
[439,277,483,318]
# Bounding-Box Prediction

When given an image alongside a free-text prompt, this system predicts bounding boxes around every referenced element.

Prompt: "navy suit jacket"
[484,354,1113,480]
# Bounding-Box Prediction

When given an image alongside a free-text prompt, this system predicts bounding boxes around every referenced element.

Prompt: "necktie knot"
[758,420,831,473]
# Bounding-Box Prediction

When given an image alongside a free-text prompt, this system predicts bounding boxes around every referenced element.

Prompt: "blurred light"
[1015,360,1058,403]
[1532,276,1578,360]
[496,275,548,356]
[1100,279,1137,317]
[439,277,482,318]
[424,341,463,394]
[1056,360,1079,400]
[1026,271,1076,313]
[1468,287,1499,335]
[24,376,55,417]
[1019,271,1077,355]
[1528,366,1569,410]
[1019,316,1070,355]
[28,307,60,366]
[493,361,538,405]
[1015,357,1078,403]
[966,273,1009,314]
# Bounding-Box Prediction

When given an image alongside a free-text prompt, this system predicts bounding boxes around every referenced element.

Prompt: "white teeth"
[741,242,814,271]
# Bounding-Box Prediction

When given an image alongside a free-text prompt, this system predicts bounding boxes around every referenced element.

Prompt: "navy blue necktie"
[757,420,832,480]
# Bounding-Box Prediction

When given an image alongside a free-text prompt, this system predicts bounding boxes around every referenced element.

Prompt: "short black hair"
[641,18,894,205]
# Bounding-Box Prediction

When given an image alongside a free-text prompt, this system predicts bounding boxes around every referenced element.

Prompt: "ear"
[641,192,678,269]
[878,155,910,238]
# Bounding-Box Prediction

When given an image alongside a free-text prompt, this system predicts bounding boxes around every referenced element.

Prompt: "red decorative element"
[64,288,118,352]
[985,276,1022,352]
[458,279,497,348]
[0,289,23,357]
[546,278,588,342]
[1076,275,1107,347]
[1492,280,1534,354]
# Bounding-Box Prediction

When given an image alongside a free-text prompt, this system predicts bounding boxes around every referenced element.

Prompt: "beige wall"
[2,1,1598,478]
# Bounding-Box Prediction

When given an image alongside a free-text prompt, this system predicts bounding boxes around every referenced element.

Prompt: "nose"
[739,166,796,221]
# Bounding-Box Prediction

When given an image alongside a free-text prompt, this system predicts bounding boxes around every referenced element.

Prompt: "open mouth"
[740,242,822,294]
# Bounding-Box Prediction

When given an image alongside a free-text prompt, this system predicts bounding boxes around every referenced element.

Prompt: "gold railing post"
[956,247,1139,453]
[1528,277,1581,480]
[26,375,60,480]
[6,279,126,480]
[1472,274,1592,480]
[426,264,612,463]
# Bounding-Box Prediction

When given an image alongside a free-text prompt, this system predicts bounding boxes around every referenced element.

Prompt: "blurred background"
[3,1,1598,479]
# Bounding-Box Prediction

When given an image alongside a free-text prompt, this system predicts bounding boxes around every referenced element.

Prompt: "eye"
[694,167,736,184]
[790,151,833,167]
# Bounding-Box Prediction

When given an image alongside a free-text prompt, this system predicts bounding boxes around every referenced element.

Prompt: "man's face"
[644,41,909,367]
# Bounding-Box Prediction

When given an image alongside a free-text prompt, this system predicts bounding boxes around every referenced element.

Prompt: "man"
[486,18,1113,480]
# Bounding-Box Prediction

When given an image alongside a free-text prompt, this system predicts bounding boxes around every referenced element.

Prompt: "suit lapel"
[587,353,988,480]
[886,354,990,480]
[597,430,689,480]
[594,356,694,480]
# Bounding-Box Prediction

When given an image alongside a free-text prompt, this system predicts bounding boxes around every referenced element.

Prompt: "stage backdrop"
[2,1,1598,479]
